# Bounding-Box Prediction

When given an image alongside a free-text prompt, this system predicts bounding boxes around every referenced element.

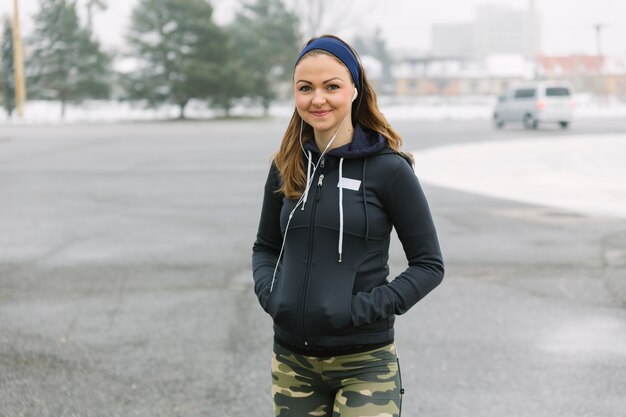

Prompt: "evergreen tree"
[210,36,251,117]
[27,0,111,118]
[125,0,227,119]
[1,17,15,118]
[229,0,299,114]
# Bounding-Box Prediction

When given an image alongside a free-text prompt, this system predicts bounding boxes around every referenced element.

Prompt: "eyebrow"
[296,77,344,85]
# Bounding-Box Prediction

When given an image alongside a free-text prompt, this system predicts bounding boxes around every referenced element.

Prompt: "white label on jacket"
[337,177,361,191]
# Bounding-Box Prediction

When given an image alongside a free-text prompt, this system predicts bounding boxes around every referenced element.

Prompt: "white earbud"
[352,88,358,102]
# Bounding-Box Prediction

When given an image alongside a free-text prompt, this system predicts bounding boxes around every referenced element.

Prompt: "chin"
[305,118,339,133]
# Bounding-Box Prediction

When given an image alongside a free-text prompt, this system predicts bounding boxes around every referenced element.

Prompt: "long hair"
[274,34,412,199]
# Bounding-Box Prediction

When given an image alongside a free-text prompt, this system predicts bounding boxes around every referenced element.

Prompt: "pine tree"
[27,0,111,118]
[1,17,16,118]
[229,0,300,114]
[125,0,227,119]
[209,37,251,117]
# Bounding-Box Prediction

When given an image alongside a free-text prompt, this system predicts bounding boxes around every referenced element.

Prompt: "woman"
[252,34,444,417]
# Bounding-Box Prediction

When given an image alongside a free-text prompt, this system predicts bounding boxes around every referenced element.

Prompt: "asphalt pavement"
[1,118,625,417]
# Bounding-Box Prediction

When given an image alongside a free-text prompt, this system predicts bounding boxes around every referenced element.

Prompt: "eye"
[326,84,340,90]
[298,85,311,92]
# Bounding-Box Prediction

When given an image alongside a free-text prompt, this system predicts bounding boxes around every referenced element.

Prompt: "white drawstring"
[269,119,346,292]
[301,151,313,210]
[338,157,344,263]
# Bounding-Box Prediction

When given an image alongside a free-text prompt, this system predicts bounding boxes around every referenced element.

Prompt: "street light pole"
[12,0,26,118]
[593,23,607,58]
[593,23,608,100]
[527,0,537,79]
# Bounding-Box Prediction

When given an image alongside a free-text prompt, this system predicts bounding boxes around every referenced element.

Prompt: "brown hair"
[274,34,412,199]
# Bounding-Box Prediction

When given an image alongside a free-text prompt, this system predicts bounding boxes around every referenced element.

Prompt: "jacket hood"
[303,123,388,159]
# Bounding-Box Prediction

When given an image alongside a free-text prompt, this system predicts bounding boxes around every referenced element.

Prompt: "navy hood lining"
[303,124,387,159]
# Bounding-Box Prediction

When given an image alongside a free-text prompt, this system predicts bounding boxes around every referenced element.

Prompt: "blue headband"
[296,37,361,92]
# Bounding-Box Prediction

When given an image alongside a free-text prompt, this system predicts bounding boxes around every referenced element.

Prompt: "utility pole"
[593,23,608,58]
[12,0,26,118]
[593,23,608,100]
[527,0,537,79]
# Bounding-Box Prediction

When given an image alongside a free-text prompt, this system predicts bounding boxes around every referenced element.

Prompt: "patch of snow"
[2,95,626,124]
[411,134,626,219]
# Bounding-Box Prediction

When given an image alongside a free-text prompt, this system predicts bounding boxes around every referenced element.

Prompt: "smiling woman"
[251,34,445,417]
[294,53,356,149]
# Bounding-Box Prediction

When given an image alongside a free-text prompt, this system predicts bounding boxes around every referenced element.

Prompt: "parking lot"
[1,118,626,417]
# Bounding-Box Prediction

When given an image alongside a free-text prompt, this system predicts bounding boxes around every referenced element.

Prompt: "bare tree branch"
[284,0,381,43]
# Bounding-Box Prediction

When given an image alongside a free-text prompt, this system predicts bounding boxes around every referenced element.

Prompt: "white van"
[493,81,575,129]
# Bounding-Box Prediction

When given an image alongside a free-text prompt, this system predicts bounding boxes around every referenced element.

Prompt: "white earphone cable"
[269,117,346,292]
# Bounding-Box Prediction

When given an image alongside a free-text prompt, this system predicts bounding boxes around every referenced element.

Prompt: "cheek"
[294,93,305,106]
[294,93,309,110]
[294,95,310,120]
[334,90,353,107]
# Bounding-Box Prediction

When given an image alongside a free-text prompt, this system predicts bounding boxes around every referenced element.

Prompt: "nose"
[311,90,326,106]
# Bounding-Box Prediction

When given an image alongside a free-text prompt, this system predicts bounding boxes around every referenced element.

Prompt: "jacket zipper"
[300,173,324,346]
[316,174,324,200]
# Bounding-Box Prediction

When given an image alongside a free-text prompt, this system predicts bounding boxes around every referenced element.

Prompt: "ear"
[352,88,358,102]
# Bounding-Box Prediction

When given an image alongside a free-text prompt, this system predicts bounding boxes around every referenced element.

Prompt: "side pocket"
[351,248,384,294]
[337,270,357,330]
[264,274,281,318]
[352,248,381,271]
[265,285,278,318]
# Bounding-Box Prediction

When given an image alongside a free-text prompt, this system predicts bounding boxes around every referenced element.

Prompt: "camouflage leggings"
[271,342,403,417]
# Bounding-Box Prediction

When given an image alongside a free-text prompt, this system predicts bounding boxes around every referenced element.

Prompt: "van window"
[546,87,571,97]
[514,89,535,99]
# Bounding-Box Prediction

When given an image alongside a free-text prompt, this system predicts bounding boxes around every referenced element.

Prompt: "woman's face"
[294,53,355,135]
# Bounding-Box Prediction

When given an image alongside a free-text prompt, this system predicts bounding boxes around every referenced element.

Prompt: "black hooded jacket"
[252,124,444,355]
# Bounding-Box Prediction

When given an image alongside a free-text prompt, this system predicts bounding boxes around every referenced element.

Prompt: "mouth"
[310,110,331,117]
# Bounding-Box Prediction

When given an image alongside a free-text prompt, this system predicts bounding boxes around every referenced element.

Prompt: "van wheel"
[559,121,569,129]
[523,114,538,130]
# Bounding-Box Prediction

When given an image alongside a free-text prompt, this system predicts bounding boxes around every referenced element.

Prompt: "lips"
[311,110,331,117]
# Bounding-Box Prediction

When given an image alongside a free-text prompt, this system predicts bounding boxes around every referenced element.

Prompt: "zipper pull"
[316,174,324,202]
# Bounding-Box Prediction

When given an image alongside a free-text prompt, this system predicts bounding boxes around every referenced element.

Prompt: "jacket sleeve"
[252,162,284,312]
[352,157,444,326]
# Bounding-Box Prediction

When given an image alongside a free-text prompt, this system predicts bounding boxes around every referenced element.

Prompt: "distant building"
[474,5,540,58]
[431,23,474,58]
[536,55,626,96]
[360,55,384,91]
[392,53,533,96]
[431,5,541,58]
[391,52,626,97]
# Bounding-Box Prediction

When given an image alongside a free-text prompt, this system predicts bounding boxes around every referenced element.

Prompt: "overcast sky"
[2,0,625,56]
